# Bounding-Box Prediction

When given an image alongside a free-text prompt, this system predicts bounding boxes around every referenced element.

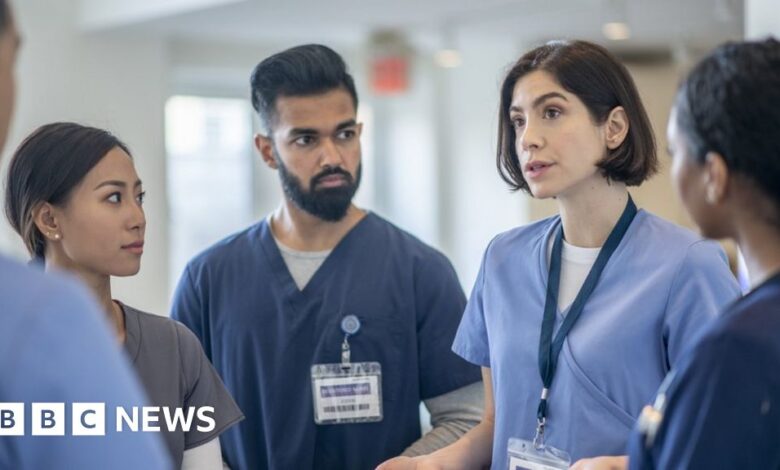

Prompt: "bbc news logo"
[0,403,215,436]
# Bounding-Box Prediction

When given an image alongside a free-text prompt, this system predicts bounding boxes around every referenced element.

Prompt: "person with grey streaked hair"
[0,1,171,468]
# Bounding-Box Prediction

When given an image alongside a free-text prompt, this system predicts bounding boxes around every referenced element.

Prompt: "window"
[165,96,255,288]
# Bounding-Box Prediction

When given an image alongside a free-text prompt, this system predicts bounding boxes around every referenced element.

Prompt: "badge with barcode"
[311,362,383,424]
[507,438,570,470]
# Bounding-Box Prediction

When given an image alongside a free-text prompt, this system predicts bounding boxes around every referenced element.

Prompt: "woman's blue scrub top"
[452,210,741,468]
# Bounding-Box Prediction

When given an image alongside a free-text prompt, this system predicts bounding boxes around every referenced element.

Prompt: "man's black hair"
[250,44,358,133]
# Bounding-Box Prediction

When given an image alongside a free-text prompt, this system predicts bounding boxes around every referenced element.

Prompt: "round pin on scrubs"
[340,315,361,335]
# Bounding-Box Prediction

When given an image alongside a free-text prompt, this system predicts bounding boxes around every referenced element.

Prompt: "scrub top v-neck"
[452,209,741,467]
[172,212,481,470]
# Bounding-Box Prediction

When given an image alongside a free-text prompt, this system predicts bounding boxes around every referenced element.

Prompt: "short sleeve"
[0,280,171,470]
[171,264,211,357]
[663,240,741,367]
[629,332,780,469]
[414,251,482,400]
[451,244,492,367]
[174,322,244,450]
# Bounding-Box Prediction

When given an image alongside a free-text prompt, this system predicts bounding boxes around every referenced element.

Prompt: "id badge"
[507,438,571,470]
[311,361,383,424]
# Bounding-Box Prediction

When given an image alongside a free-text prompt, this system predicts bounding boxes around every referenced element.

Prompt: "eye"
[510,116,525,130]
[336,129,357,140]
[293,135,316,146]
[543,107,562,119]
[136,192,146,206]
[107,193,121,204]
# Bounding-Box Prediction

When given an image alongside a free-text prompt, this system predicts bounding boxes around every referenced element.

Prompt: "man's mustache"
[311,167,353,187]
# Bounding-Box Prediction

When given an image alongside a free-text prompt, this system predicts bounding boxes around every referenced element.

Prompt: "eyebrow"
[288,119,358,136]
[94,180,143,190]
[509,92,568,114]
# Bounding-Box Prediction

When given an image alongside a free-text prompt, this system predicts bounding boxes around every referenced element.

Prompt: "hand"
[376,456,446,470]
[570,455,628,470]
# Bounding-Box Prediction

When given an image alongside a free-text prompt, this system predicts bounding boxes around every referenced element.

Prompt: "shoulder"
[688,278,780,364]
[185,221,264,274]
[631,212,729,269]
[0,256,104,339]
[366,213,453,267]
[688,311,779,386]
[633,212,722,257]
[484,215,558,263]
[0,256,92,309]
[123,304,178,333]
[705,285,780,353]
[171,319,207,357]
[124,304,203,353]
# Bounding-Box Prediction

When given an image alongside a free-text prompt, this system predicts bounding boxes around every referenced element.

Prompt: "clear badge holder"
[311,316,383,425]
[507,437,571,470]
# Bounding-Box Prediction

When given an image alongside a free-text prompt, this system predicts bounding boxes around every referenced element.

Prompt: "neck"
[271,200,366,251]
[556,177,629,248]
[44,254,125,342]
[733,221,780,290]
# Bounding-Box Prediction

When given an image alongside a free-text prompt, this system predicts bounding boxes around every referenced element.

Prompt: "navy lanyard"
[534,195,638,447]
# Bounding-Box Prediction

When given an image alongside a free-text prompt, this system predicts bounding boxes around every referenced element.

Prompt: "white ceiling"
[92,0,744,54]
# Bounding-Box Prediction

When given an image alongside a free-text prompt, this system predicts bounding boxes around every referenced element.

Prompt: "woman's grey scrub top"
[121,303,244,468]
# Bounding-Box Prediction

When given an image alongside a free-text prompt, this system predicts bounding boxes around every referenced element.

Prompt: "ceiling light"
[434,49,462,68]
[602,22,631,41]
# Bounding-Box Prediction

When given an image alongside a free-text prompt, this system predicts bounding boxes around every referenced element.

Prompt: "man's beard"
[276,153,362,222]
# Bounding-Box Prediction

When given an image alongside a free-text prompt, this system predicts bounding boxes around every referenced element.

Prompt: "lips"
[313,171,351,189]
[122,241,144,254]
[317,175,347,185]
[524,160,555,179]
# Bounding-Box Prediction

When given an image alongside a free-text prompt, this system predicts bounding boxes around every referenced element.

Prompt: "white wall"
[366,51,439,247]
[441,33,529,290]
[746,0,780,38]
[1,0,170,314]
[167,38,286,226]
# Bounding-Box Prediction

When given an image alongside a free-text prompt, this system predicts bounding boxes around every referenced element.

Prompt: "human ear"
[703,152,729,204]
[255,133,278,170]
[33,202,62,241]
[605,106,630,150]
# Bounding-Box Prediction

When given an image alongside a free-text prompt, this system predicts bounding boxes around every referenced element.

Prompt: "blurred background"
[0,0,776,315]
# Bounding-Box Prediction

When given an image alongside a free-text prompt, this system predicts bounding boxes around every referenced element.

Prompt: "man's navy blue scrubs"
[171,213,481,470]
[629,272,780,469]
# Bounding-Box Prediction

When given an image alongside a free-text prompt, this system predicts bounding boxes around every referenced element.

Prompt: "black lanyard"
[534,195,638,446]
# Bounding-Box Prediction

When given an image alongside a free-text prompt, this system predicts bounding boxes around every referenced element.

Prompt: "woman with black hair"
[5,122,244,470]
[379,40,740,470]
[627,37,780,469]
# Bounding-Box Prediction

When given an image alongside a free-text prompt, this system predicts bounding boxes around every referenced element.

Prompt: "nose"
[128,200,146,234]
[518,119,543,152]
[319,137,346,169]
